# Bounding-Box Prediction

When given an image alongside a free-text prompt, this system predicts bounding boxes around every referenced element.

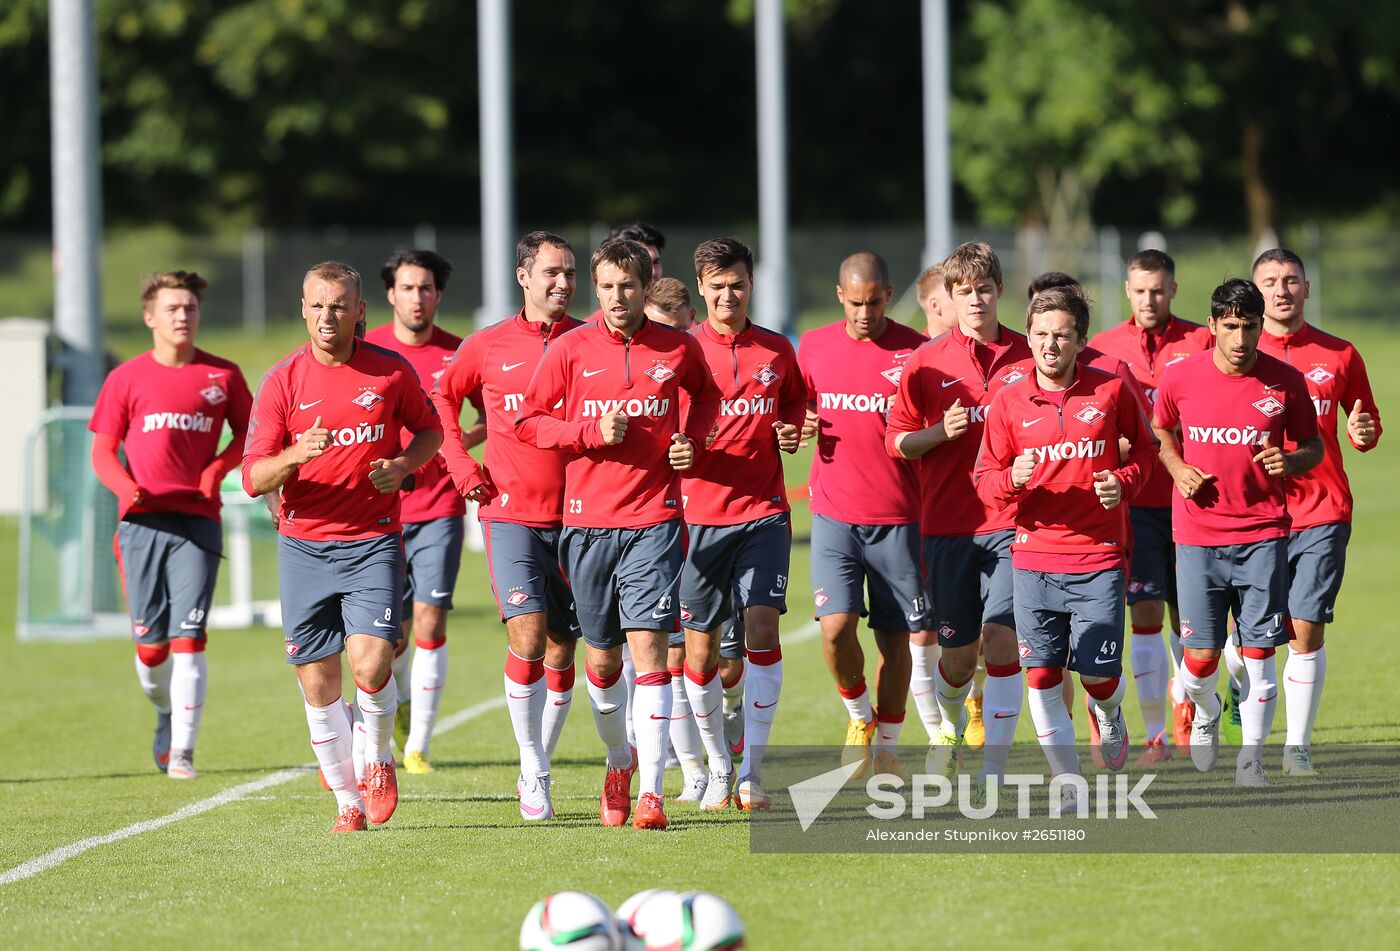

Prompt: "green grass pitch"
[2,317,1399,948]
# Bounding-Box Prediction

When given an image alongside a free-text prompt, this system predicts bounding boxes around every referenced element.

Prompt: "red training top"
[885,324,1035,536]
[433,311,583,528]
[1153,350,1318,547]
[974,367,1156,572]
[799,319,927,526]
[90,350,252,522]
[1088,316,1214,508]
[514,318,721,529]
[1258,322,1382,530]
[242,341,442,541]
[363,323,466,522]
[681,319,808,526]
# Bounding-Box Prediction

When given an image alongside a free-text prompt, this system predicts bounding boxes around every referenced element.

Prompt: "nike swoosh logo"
[518,799,546,817]
[700,704,719,718]
[311,737,337,745]
[583,368,607,377]
[299,400,323,411]
[651,610,670,619]
[600,708,617,716]
[178,622,202,630]
[1258,696,1274,703]
[184,705,203,711]
[430,589,450,598]
[1036,730,1056,738]
[508,691,534,700]
[649,713,670,720]
[769,588,786,598]
[501,361,526,372]
[1134,672,1151,680]
[992,712,1016,719]
[754,700,777,709]
[553,699,571,706]
[941,378,963,388]
[1021,418,1042,428]
[912,689,932,697]
[372,619,395,629]
[420,685,444,692]
[1285,677,1315,685]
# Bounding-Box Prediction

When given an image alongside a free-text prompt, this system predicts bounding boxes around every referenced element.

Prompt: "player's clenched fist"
[1347,399,1377,447]
[798,408,820,447]
[1252,432,1287,479]
[668,433,694,471]
[291,415,330,465]
[1093,469,1123,509]
[1173,464,1216,499]
[599,411,628,445]
[773,420,800,454]
[1011,447,1036,488]
[368,457,408,494]
[941,398,969,441]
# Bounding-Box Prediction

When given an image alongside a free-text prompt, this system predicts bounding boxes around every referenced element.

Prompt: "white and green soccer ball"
[617,890,746,951]
[520,891,626,951]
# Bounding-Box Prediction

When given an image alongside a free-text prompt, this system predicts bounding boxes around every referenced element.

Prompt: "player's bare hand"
[798,408,820,447]
[668,433,694,471]
[1175,465,1216,498]
[368,457,408,493]
[1252,432,1287,479]
[705,422,719,449]
[461,464,498,504]
[941,398,969,442]
[1011,448,1036,488]
[774,420,801,454]
[1347,399,1377,447]
[1093,469,1123,509]
[292,415,330,464]
[599,412,628,446]
[131,486,146,507]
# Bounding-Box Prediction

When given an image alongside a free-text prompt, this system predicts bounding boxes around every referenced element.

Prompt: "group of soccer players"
[91,224,1380,833]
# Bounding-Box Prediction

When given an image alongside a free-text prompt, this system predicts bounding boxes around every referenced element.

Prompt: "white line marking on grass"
[0,693,509,887]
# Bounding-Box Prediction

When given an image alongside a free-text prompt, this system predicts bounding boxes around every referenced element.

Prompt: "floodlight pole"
[921,0,954,266]
[755,0,792,332]
[476,0,515,328]
[49,0,105,405]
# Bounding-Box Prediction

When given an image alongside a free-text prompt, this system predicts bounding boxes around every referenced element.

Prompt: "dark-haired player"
[91,271,252,780]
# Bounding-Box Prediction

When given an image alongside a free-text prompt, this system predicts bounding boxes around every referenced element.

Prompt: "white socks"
[306,699,361,812]
[406,640,447,756]
[505,650,547,778]
[980,667,1023,777]
[356,676,397,766]
[1179,660,1222,720]
[837,680,874,724]
[135,652,172,714]
[1028,683,1079,778]
[1130,628,1167,741]
[668,670,704,781]
[169,651,207,752]
[587,668,632,768]
[909,640,944,739]
[543,663,574,760]
[1283,646,1326,748]
[933,662,973,734]
[1239,651,1278,765]
[683,665,730,774]
[632,672,671,797]
[741,650,782,783]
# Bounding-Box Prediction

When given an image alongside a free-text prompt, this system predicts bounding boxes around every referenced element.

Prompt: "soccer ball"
[622,891,746,951]
[520,891,626,950]
[616,889,678,944]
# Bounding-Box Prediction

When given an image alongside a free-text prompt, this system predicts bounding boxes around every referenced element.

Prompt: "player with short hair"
[800,252,929,778]
[1252,248,1381,776]
[612,222,666,280]
[516,237,721,831]
[645,277,696,331]
[91,271,252,780]
[1089,250,1213,759]
[1151,278,1321,786]
[917,262,957,338]
[975,288,1157,782]
[886,241,1033,787]
[243,261,443,833]
[433,231,584,820]
[363,247,470,774]
[677,237,806,811]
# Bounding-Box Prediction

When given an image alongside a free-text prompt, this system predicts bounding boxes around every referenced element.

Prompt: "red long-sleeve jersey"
[1088,316,1214,508]
[433,312,582,527]
[1258,322,1382,530]
[974,367,1157,572]
[515,318,721,529]
[681,320,808,526]
[885,324,1035,536]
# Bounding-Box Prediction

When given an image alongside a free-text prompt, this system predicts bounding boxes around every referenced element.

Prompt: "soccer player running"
[363,248,469,774]
[243,262,443,832]
[91,271,252,780]
[886,241,1034,790]
[800,252,929,778]
[1252,248,1381,775]
[1089,250,1213,759]
[516,237,721,831]
[917,262,958,339]
[1151,278,1321,786]
[974,287,1157,783]
[678,238,806,811]
[433,231,583,821]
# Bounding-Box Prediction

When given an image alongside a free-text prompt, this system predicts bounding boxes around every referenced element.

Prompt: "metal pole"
[1098,226,1122,334]
[49,0,104,405]
[476,0,515,328]
[755,0,791,332]
[241,226,266,334]
[921,0,953,267]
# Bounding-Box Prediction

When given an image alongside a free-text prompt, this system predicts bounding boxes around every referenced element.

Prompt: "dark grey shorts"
[1176,538,1289,652]
[680,513,791,632]
[1287,522,1351,624]
[482,520,579,638]
[115,513,222,645]
[810,515,928,633]
[277,533,404,665]
[560,521,684,651]
[1013,568,1125,677]
[922,530,1016,648]
[672,606,746,653]
[402,516,464,610]
[1127,506,1176,606]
